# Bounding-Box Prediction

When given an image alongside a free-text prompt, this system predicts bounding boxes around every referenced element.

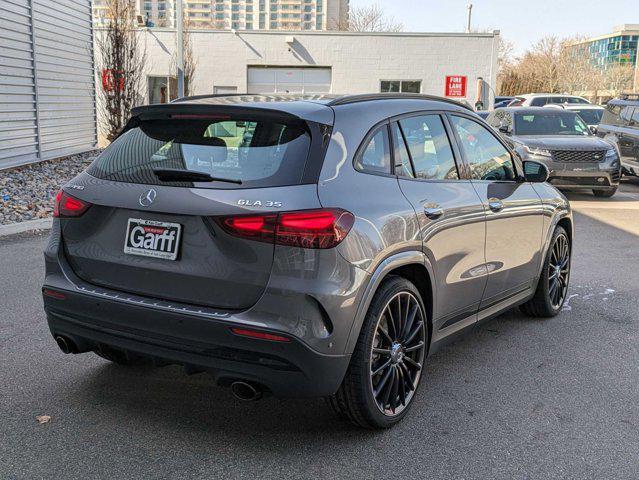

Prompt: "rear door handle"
[423,204,444,219]
[488,198,504,212]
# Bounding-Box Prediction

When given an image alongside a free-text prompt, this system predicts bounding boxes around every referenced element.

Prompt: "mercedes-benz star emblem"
[139,188,157,207]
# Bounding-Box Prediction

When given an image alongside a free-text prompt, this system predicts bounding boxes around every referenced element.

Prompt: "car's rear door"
[392,112,487,338]
[447,114,545,313]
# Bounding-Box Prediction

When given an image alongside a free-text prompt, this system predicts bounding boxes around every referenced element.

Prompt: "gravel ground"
[0,151,102,226]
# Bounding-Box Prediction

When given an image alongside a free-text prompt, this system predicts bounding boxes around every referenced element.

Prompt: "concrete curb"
[0,218,52,237]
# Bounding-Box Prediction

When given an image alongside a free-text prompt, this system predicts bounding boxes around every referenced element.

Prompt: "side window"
[602,104,622,126]
[450,116,515,181]
[488,111,503,128]
[530,97,548,107]
[620,107,636,126]
[355,126,391,175]
[390,123,414,178]
[631,108,639,128]
[399,115,459,180]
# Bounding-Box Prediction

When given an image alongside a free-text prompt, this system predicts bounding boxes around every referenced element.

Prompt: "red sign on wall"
[445,75,467,97]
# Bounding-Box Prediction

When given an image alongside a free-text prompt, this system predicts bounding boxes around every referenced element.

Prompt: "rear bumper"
[44,288,350,397]
[41,217,370,398]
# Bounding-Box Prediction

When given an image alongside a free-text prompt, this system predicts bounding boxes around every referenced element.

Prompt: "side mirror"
[589,125,598,135]
[498,125,511,135]
[523,160,549,183]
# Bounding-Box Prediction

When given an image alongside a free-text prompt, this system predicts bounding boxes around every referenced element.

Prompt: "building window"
[380,80,422,93]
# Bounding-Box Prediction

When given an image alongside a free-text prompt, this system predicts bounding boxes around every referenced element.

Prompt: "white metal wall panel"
[0,0,39,168]
[32,0,96,161]
[0,0,96,169]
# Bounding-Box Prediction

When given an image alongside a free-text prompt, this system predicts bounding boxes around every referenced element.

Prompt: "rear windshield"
[87,117,312,188]
[514,112,591,136]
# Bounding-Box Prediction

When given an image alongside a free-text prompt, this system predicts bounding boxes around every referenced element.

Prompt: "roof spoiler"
[116,102,312,140]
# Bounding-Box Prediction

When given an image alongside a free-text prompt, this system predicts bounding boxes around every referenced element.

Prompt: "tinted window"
[513,112,590,136]
[88,117,311,189]
[488,111,503,128]
[620,106,636,125]
[573,109,604,125]
[450,116,515,181]
[601,104,623,126]
[399,115,458,180]
[355,127,391,174]
[631,108,639,127]
[390,123,414,178]
[530,97,549,107]
[566,97,590,104]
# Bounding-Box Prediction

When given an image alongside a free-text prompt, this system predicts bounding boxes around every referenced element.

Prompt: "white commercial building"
[130,29,499,110]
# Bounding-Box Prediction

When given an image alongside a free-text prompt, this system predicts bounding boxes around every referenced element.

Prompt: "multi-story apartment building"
[94,0,349,30]
[570,24,639,70]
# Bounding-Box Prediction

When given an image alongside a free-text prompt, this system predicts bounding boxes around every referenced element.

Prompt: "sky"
[349,0,637,55]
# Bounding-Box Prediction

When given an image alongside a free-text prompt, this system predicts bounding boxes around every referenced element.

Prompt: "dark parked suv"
[43,94,572,429]
[597,96,639,177]
[487,107,621,197]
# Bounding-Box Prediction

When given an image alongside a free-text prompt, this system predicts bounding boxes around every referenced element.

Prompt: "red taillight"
[231,327,290,342]
[218,208,354,249]
[53,190,91,218]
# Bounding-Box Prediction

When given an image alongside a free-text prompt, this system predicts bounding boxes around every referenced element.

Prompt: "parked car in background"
[42,93,573,429]
[544,104,605,131]
[507,94,591,107]
[488,107,621,197]
[596,97,639,177]
[494,96,515,108]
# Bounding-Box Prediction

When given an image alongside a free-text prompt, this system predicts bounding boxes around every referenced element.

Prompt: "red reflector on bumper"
[42,288,66,300]
[231,328,290,342]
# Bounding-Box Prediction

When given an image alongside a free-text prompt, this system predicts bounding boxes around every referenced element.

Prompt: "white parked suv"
[508,94,591,107]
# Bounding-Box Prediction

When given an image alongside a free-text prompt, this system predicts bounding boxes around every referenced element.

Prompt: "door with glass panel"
[448,114,545,309]
[392,114,487,336]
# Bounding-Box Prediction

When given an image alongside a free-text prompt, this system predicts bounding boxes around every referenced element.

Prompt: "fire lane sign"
[445,75,467,97]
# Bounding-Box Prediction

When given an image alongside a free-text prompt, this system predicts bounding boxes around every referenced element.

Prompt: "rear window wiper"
[152,168,242,184]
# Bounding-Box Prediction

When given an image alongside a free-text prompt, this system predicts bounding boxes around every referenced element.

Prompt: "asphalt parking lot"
[1,181,639,479]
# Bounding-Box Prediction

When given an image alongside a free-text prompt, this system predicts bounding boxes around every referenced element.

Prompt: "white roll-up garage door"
[247,67,331,94]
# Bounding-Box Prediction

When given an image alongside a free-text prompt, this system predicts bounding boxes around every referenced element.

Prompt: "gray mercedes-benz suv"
[43,94,573,429]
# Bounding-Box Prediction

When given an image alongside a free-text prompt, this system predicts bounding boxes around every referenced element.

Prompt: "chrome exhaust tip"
[230,381,263,401]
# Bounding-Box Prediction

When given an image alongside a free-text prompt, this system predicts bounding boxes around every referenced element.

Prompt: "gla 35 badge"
[237,199,283,208]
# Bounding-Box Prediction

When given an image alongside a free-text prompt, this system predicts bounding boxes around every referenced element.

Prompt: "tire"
[592,187,617,198]
[520,226,571,318]
[329,276,428,429]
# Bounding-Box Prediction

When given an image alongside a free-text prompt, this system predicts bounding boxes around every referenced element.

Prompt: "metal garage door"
[247,67,331,94]
[0,0,96,170]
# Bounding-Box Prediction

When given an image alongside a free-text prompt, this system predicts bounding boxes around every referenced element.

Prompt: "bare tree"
[604,63,635,95]
[555,37,603,96]
[170,13,198,96]
[95,0,146,142]
[335,4,403,32]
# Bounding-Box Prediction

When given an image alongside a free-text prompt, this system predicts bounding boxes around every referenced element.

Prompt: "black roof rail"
[326,93,474,111]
